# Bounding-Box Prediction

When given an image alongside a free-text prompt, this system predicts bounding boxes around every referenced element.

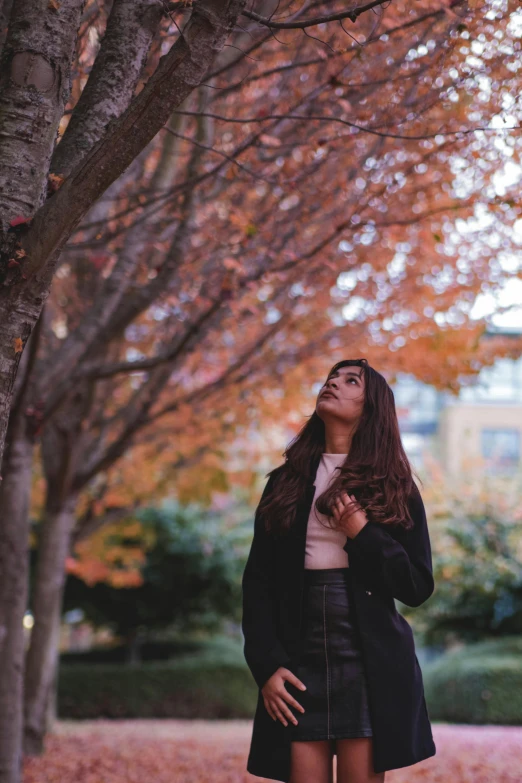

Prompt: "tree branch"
[18,0,247,290]
[242,0,390,30]
[51,0,164,179]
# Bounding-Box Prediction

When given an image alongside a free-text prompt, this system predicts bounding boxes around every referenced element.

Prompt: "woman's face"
[315,366,366,424]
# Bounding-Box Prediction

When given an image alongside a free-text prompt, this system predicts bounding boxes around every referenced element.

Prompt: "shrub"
[423,636,522,724]
[401,464,522,646]
[58,659,257,719]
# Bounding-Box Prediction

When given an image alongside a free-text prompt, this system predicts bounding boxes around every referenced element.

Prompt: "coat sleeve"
[241,473,292,689]
[343,482,434,607]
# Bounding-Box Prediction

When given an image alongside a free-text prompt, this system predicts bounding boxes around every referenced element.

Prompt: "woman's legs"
[336,738,385,783]
[290,739,335,783]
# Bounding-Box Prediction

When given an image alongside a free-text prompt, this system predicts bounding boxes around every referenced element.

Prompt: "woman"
[242,358,436,783]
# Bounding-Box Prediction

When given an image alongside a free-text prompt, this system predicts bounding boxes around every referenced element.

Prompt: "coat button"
[365,590,372,595]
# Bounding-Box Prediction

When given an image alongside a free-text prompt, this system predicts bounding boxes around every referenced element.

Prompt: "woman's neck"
[324,437,352,454]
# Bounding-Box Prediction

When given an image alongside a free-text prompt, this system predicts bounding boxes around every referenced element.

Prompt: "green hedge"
[58,660,257,719]
[59,636,522,722]
[423,636,522,724]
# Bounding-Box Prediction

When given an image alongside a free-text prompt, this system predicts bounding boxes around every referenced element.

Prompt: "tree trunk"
[0,419,35,783]
[0,0,85,473]
[23,382,92,756]
[23,497,77,757]
[0,0,85,228]
[50,0,163,179]
[44,631,59,733]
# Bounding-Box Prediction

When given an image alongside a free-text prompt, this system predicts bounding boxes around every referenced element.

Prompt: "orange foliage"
[67,519,152,587]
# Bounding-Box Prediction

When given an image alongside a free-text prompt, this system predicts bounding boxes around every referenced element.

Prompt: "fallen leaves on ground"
[22,720,522,783]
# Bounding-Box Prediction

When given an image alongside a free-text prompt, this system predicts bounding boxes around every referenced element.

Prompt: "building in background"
[393,327,522,478]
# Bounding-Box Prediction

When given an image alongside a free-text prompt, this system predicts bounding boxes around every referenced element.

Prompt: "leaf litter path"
[23,720,522,783]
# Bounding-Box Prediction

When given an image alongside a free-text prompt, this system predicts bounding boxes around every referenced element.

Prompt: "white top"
[304,452,350,569]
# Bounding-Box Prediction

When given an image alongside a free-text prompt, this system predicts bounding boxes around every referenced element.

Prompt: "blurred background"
[25,336,522,731]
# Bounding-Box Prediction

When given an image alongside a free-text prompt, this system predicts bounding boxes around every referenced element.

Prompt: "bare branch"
[171,109,522,142]
[243,1,410,30]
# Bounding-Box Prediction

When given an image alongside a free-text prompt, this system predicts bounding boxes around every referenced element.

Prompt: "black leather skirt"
[285,566,373,743]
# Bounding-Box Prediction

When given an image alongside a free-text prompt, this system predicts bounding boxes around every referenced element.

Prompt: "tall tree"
[0,1,247,780]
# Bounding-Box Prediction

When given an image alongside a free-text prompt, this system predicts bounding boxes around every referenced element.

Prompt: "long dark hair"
[258,358,422,537]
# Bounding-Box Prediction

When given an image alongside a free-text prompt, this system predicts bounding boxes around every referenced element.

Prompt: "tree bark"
[0,0,85,229]
[23,497,77,757]
[50,0,164,179]
[0,318,42,782]
[0,416,35,783]
[0,0,86,495]
[22,373,94,756]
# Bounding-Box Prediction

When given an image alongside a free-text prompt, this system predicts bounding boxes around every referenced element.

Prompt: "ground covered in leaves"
[23,720,522,783]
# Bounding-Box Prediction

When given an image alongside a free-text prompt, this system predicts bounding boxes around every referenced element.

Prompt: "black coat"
[241,453,437,782]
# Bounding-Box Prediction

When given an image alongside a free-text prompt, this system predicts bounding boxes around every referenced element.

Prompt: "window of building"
[481,428,520,472]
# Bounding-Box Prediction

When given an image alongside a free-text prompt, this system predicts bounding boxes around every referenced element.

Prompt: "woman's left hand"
[333,491,369,539]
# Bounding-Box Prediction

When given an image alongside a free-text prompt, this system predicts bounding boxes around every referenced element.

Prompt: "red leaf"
[9,216,32,228]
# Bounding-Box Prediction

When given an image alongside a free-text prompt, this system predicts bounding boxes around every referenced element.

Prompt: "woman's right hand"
[261,667,307,726]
